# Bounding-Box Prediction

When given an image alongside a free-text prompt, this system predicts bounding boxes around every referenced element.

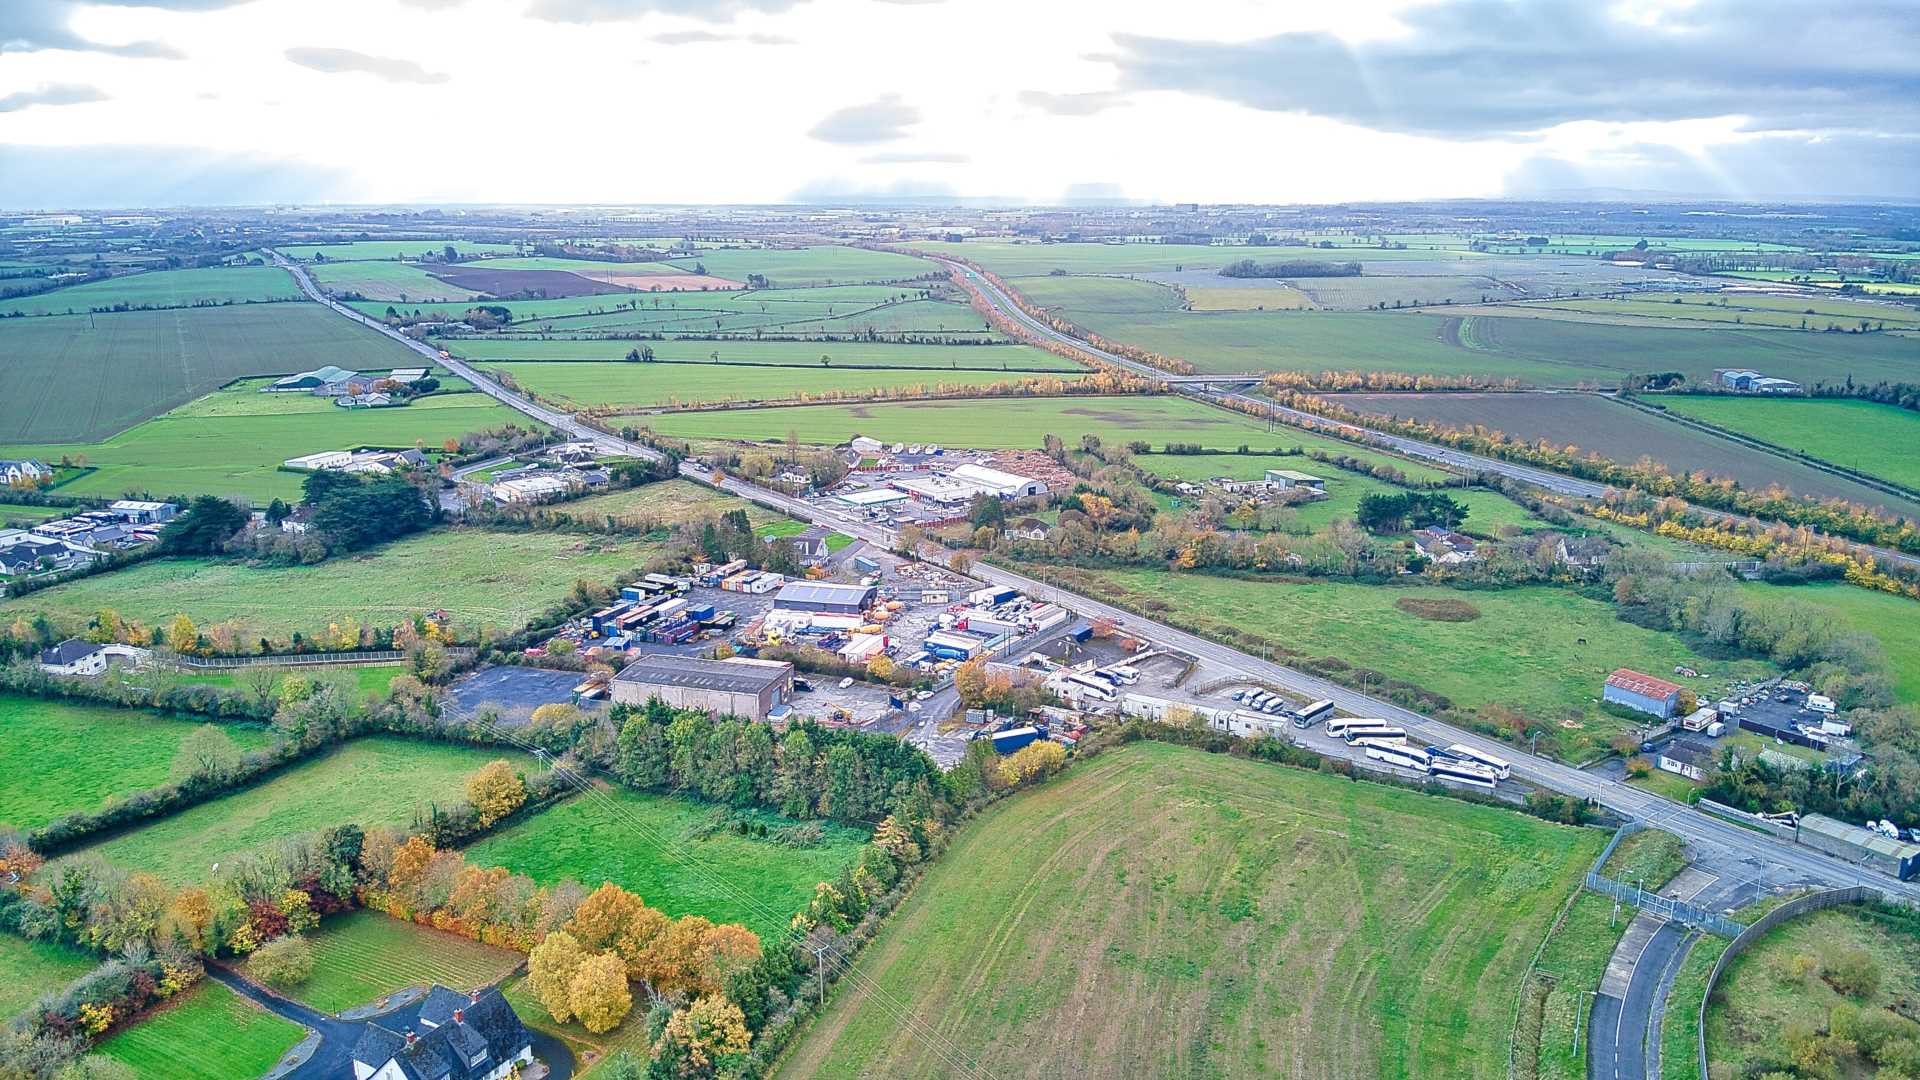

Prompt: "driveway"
[212,968,573,1080]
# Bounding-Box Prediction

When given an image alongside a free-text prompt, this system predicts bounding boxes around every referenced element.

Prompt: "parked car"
[838,676,855,689]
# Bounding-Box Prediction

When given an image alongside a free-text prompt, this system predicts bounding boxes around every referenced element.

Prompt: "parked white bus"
[1441,744,1513,781]
[1291,699,1336,729]
[1323,716,1388,738]
[1427,759,1499,790]
[1365,743,1431,771]
[1348,733,1409,749]
[1339,723,1407,743]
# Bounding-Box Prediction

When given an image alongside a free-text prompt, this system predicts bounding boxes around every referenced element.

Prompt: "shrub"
[249,934,315,988]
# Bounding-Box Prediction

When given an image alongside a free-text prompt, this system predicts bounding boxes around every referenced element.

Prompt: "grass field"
[555,478,775,531]
[492,360,1082,410]
[1339,392,1920,518]
[663,246,933,286]
[1042,568,1770,759]
[1652,395,1920,492]
[918,239,1465,276]
[0,303,424,444]
[309,260,482,303]
[779,741,1602,1079]
[0,935,98,1019]
[0,694,271,831]
[75,737,536,885]
[1184,284,1315,310]
[169,663,406,700]
[277,241,522,261]
[0,502,66,524]
[1,529,660,641]
[443,337,1076,371]
[641,395,1291,451]
[1734,581,1920,705]
[466,784,867,943]
[97,980,304,1079]
[1520,891,1629,1080]
[0,266,301,317]
[1515,293,1920,332]
[0,388,523,504]
[260,910,522,1013]
[1705,905,1920,1077]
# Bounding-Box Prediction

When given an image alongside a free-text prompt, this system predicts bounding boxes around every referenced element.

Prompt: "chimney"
[452,1009,464,1025]
[404,1029,417,1047]
[470,989,481,1005]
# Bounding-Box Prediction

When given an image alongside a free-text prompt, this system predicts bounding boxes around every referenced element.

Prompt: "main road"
[282,249,1917,904]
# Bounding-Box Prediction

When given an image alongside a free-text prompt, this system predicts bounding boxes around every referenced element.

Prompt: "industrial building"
[949,462,1048,498]
[611,654,795,721]
[1264,469,1326,492]
[1795,813,1920,880]
[1604,668,1684,719]
[772,580,876,616]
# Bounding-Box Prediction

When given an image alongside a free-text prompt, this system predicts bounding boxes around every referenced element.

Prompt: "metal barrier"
[172,648,471,669]
[1695,885,1881,1079]
[1586,821,1744,938]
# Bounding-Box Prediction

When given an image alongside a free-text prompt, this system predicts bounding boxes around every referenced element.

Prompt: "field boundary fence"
[1694,885,1881,1079]
[171,648,471,670]
[1586,821,1744,938]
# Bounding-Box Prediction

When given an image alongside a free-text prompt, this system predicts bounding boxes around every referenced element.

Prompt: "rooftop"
[1607,668,1685,699]
[615,654,793,695]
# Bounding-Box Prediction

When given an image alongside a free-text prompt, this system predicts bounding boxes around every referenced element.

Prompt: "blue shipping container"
[988,726,1040,754]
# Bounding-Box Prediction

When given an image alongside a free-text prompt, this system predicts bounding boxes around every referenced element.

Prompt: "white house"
[351,986,532,1080]
[1412,528,1479,564]
[39,639,108,677]
[1657,738,1715,783]
[0,459,53,486]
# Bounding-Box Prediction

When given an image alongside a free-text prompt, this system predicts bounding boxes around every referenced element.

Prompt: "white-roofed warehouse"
[773,580,876,616]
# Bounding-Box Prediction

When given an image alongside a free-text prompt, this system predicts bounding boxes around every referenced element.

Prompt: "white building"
[950,462,1048,498]
[491,475,575,502]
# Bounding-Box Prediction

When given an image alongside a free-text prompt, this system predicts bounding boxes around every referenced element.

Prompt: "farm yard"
[0,303,424,444]
[1337,391,1920,518]
[1033,567,1771,760]
[259,910,523,1013]
[0,528,663,641]
[778,741,1603,1080]
[0,265,301,317]
[464,783,869,942]
[1650,395,1920,492]
[69,737,538,885]
[96,980,305,1080]
[0,695,270,831]
[0,935,99,1020]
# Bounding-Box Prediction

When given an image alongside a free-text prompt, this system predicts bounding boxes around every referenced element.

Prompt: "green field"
[663,246,933,286]
[259,910,522,1013]
[0,266,301,317]
[360,283,941,328]
[1525,293,1920,332]
[277,240,522,261]
[443,336,1075,371]
[169,663,406,700]
[1043,568,1770,759]
[1706,905,1920,1078]
[1522,891,1630,1080]
[98,980,304,1080]
[0,502,66,524]
[0,303,425,444]
[309,260,482,302]
[1,387,521,504]
[0,935,98,1019]
[0,695,271,831]
[1653,396,1920,491]
[779,741,1601,1079]
[548,478,775,530]
[1,529,661,642]
[492,360,1082,411]
[464,784,867,943]
[74,737,536,885]
[642,395,1288,451]
[919,239,1466,276]
[1735,581,1920,705]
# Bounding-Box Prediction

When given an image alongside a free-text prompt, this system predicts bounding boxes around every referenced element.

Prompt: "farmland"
[97,980,304,1080]
[0,265,301,317]
[641,394,1288,450]
[276,240,523,261]
[0,303,424,444]
[779,741,1602,1079]
[663,245,934,286]
[73,736,537,885]
[0,695,270,831]
[0,387,522,504]
[555,478,777,530]
[1138,451,1542,534]
[917,239,1463,276]
[308,260,482,302]
[1705,905,1920,1078]
[0,935,98,1020]
[447,337,1074,371]
[1651,395,1920,492]
[1492,292,1920,332]
[1035,567,1771,759]
[491,360,1082,411]
[0,529,662,641]
[1338,392,1920,518]
[465,784,868,942]
[261,911,522,1013]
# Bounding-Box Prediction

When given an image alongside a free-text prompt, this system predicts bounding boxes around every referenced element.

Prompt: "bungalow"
[335,392,393,409]
[1412,528,1478,564]
[0,459,53,486]
[267,365,359,392]
[351,985,532,1080]
[1658,737,1716,782]
[1004,516,1051,542]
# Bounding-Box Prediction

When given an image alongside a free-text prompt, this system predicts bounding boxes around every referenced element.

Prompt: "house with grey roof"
[350,985,532,1080]
[0,460,52,486]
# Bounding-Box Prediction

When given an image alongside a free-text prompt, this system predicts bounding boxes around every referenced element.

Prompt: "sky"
[0,0,1916,208]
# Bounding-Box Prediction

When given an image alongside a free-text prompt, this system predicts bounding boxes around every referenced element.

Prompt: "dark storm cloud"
[1016,89,1128,117]
[0,144,355,209]
[809,94,919,145]
[0,0,246,58]
[0,83,108,113]
[284,47,450,85]
[1105,0,1920,137]
[526,0,805,23]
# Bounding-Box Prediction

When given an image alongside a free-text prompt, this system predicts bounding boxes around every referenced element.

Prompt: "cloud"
[1105,0,1920,138]
[0,144,357,209]
[0,0,245,57]
[399,0,469,7]
[1016,89,1127,117]
[1506,133,1920,203]
[525,0,805,23]
[284,47,450,84]
[809,94,919,145]
[0,83,109,113]
[859,151,968,164]
[650,29,793,45]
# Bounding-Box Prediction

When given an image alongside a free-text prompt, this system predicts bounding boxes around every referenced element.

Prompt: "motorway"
[283,252,1920,905]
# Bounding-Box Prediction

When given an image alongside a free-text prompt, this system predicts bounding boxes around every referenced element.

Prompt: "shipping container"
[987,726,1041,754]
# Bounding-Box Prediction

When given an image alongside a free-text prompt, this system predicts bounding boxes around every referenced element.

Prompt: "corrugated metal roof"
[1606,668,1683,699]
[773,581,875,607]
[1800,813,1920,860]
[614,655,791,694]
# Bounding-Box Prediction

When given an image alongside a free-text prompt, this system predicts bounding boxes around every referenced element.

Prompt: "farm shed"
[773,580,876,616]
[267,365,358,392]
[1264,469,1326,491]
[1604,668,1683,719]
[611,654,794,721]
[1795,813,1920,880]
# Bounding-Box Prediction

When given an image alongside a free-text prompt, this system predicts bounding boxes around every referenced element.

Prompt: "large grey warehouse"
[772,580,876,616]
[611,654,795,721]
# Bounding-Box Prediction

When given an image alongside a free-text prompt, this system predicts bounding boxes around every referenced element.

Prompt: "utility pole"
[814,944,827,1006]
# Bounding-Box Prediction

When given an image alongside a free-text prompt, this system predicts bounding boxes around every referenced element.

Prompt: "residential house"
[1554,534,1614,572]
[0,535,94,576]
[350,986,532,1080]
[786,526,833,566]
[1658,737,1715,782]
[335,392,393,409]
[1412,528,1478,564]
[1004,517,1051,542]
[39,639,107,677]
[0,459,53,487]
